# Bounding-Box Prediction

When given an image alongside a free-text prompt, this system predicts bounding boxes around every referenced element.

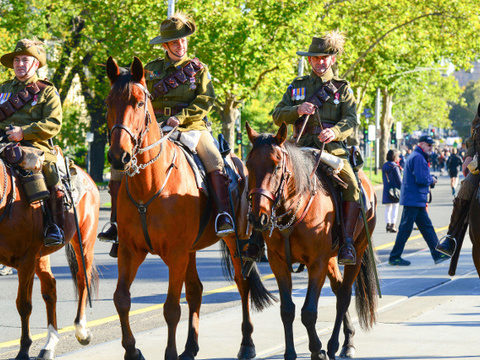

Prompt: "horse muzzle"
[248,212,270,232]
[108,149,131,171]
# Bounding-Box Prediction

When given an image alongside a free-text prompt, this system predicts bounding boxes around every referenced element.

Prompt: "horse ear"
[106,56,120,84]
[131,56,144,83]
[275,122,287,146]
[246,121,259,144]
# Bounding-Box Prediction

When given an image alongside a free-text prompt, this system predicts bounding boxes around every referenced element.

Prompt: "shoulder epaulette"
[39,79,53,86]
[145,58,164,68]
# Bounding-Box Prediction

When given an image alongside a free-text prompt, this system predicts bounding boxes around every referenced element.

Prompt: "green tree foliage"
[450,80,480,138]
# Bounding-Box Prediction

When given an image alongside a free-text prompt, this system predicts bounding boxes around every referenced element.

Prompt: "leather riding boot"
[436,198,470,257]
[207,170,235,237]
[338,201,360,265]
[44,186,65,247]
[390,224,398,233]
[98,180,121,243]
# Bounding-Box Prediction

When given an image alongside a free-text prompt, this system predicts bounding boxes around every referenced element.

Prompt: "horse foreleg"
[179,252,203,360]
[227,240,256,360]
[15,262,35,360]
[164,256,189,360]
[35,256,60,360]
[327,258,362,360]
[269,250,296,360]
[114,244,147,360]
[71,230,97,346]
[301,261,328,360]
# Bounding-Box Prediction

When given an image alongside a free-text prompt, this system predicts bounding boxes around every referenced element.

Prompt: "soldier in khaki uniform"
[272,32,359,265]
[0,39,64,246]
[100,13,234,255]
[437,103,480,257]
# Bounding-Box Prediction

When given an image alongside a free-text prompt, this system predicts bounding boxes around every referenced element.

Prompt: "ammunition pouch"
[153,58,204,98]
[0,81,46,122]
[20,172,50,203]
[349,146,364,172]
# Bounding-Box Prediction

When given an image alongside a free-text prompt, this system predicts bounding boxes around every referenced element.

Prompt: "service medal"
[300,88,305,100]
[333,93,340,105]
[31,95,38,106]
[189,77,196,90]
[0,93,11,105]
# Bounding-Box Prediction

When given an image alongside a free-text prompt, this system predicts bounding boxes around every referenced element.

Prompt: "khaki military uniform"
[0,74,62,186]
[144,55,222,172]
[272,68,359,201]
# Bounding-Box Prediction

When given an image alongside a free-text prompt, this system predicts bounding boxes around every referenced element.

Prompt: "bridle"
[109,82,176,177]
[247,145,314,237]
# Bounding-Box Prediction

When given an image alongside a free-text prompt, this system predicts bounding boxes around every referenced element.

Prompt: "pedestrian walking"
[446,148,463,196]
[388,135,450,266]
[382,149,402,233]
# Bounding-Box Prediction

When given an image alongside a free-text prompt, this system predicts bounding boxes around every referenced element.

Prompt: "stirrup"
[44,225,65,247]
[98,222,118,243]
[215,212,235,236]
[436,234,456,257]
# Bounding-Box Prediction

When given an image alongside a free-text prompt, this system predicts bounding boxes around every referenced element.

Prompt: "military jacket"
[145,55,215,132]
[272,68,357,157]
[0,74,62,159]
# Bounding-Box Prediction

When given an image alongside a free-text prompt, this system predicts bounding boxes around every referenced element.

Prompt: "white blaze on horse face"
[42,324,59,351]
[75,315,89,341]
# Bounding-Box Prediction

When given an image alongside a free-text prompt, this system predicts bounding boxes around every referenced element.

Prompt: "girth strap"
[125,145,177,252]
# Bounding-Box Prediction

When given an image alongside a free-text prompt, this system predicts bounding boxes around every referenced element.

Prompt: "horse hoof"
[312,350,330,360]
[237,344,256,359]
[15,353,30,360]
[125,349,145,360]
[76,329,92,345]
[179,352,195,360]
[339,345,355,358]
[36,349,55,360]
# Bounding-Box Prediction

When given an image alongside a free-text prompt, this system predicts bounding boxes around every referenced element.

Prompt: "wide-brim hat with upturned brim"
[297,31,345,57]
[149,14,196,45]
[1,39,47,69]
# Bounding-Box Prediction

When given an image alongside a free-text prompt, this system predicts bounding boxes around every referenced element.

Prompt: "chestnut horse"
[245,123,378,360]
[105,57,274,360]
[0,163,99,360]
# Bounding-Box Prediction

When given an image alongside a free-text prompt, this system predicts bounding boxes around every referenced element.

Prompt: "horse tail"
[354,251,378,330]
[219,240,277,311]
[220,239,235,282]
[247,263,277,312]
[65,242,99,299]
[65,242,79,296]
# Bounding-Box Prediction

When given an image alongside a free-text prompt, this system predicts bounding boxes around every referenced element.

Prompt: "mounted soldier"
[0,39,64,246]
[437,103,480,257]
[100,13,235,255]
[244,31,360,265]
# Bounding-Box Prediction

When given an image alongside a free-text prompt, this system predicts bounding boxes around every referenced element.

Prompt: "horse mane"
[250,134,318,195]
[106,67,133,105]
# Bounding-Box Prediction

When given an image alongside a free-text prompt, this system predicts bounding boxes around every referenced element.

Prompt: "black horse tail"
[220,239,277,312]
[65,242,99,300]
[355,251,378,330]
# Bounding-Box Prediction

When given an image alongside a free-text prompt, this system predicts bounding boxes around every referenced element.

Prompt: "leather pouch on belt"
[154,80,168,97]
[0,100,15,117]
[164,75,179,90]
[3,143,24,165]
[9,95,26,110]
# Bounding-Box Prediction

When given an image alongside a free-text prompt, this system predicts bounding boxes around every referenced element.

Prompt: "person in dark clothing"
[446,148,463,196]
[382,149,402,232]
[388,135,450,266]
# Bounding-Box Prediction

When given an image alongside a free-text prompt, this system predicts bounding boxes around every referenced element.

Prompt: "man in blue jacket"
[389,135,450,265]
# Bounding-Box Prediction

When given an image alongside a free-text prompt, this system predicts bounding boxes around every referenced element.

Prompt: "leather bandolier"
[0,81,47,121]
[152,58,203,99]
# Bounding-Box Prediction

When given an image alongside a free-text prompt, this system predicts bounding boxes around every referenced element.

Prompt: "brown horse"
[105,56,274,360]
[245,122,378,360]
[0,162,99,360]
[462,194,480,277]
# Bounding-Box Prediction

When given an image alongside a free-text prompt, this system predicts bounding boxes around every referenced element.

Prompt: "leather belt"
[154,105,187,117]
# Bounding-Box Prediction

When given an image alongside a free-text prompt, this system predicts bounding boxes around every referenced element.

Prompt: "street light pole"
[168,0,175,17]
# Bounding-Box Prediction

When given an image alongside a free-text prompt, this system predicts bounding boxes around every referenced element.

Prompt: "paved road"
[1,171,479,360]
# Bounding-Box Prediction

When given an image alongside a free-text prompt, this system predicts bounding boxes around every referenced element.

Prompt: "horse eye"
[137,101,145,108]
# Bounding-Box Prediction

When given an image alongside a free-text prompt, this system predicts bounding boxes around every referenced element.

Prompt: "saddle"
[167,130,243,197]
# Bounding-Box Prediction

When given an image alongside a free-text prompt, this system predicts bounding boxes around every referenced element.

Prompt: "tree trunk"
[379,87,394,167]
[219,93,240,150]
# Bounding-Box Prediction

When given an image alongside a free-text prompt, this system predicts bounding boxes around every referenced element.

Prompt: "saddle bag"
[20,173,50,203]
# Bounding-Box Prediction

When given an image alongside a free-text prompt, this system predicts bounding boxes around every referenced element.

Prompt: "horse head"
[245,122,289,231]
[106,56,155,171]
